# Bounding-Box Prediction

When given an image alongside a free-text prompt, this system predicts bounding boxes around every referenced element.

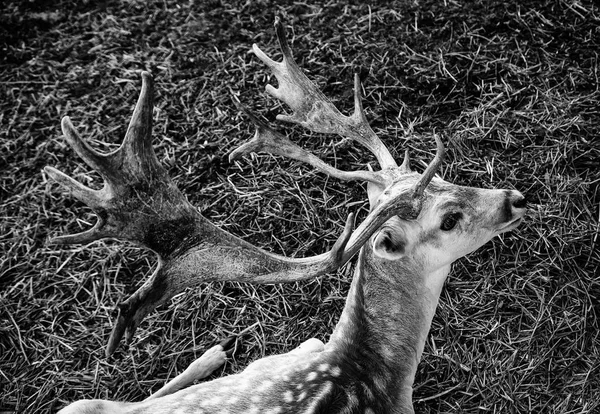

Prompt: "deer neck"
[326,246,451,410]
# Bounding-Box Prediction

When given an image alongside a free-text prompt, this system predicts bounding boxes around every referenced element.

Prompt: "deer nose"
[511,193,527,209]
[500,190,526,223]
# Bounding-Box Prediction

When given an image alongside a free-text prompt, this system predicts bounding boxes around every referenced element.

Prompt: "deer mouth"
[498,217,523,234]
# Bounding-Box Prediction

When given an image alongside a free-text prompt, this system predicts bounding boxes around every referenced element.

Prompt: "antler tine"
[44,166,108,245]
[61,72,163,187]
[230,101,386,186]
[350,72,398,169]
[50,219,107,246]
[60,117,117,182]
[120,71,162,178]
[44,166,103,209]
[252,17,397,170]
[399,149,411,173]
[411,133,445,201]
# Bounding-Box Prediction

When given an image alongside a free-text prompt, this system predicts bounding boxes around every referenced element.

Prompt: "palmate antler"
[233,17,445,253]
[46,72,357,356]
[250,17,399,171]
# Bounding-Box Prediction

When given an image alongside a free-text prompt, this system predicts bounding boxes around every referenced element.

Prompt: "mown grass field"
[1,0,599,412]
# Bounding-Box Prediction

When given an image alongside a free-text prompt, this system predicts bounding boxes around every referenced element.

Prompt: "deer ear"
[367,182,385,208]
[372,226,410,260]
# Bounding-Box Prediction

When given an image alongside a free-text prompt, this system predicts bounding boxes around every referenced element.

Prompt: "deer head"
[55,17,526,414]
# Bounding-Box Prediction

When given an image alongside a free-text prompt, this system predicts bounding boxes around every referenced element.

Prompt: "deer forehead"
[420,184,478,216]
[375,173,480,207]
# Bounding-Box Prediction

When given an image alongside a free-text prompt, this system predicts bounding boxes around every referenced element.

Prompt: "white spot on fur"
[330,366,342,377]
[297,391,307,401]
[257,380,274,392]
[317,363,330,372]
[265,407,282,414]
[283,390,294,403]
[201,396,222,406]
[380,344,395,361]
[306,371,318,381]
[234,380,246,390]
[246,406,260,414]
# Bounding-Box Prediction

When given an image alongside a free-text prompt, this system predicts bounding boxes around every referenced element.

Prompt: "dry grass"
[1,0,599,413]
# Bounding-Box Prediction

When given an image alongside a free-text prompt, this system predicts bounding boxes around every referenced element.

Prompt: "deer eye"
[440,212,462,231]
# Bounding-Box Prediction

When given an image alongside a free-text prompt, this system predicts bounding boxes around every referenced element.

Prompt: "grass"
[1,0,599,412]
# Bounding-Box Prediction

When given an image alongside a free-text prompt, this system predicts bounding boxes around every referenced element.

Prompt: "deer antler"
[48,19,445,356]
[233,17,446,261]
[47,72,360,356]
[249,16,397,170]
[229,102,387,186]
[45,73,194,250]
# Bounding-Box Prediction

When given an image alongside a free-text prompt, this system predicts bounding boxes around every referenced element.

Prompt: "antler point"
[60,116,74,133]
[228,150,241,163]
[140,71,154,88]
[44,165,57,176]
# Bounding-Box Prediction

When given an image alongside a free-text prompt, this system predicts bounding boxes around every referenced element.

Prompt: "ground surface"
[1,0,599,413]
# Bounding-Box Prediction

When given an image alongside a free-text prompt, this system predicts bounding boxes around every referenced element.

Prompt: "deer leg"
[145,336,236,400]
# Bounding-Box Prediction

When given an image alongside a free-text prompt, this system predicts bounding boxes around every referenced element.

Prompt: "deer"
[51,17,526,414]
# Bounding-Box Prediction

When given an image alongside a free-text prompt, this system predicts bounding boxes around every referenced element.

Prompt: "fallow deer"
[52,18,526,414]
